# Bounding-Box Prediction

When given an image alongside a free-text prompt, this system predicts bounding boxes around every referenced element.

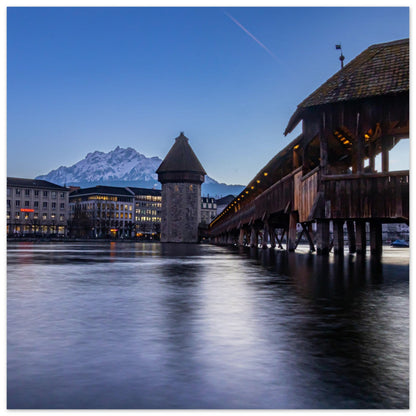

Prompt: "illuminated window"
[42,213,47,220]
[7,211,10,219]
[15,212,20,219]
[24,213,29,220]
[60,215,64,221]
[34,213,38,219]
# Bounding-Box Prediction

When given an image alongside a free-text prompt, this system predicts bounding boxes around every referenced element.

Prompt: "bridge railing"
[321,170,409,221]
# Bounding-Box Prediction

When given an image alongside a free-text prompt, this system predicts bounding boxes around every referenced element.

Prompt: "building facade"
[128,187,162,239]
[200,197,217,225]
[7,177,70,236]
[69,186,135,238]
[157,132,206,243]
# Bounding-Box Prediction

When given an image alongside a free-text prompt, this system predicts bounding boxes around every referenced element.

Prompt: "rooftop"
[156,132,206,175]
[7,177,69,190]
[285,38,409,135]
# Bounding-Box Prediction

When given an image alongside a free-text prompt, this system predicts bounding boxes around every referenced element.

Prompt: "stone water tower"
[156,132,206,243]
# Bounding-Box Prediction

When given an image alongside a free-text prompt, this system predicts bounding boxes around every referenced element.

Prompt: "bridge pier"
[287,212,297,251]
[262,222,269,248]
[370,220,383,256]
[347,220,356,254]
[333,220,344,254]
[316,220,330,255]
[356,221,367,254]
[249,226,258,247]
[238,228,245,246]
[268,222,276,248]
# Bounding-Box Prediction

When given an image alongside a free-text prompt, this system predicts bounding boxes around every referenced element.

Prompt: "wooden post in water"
[316,220,330,255]
[355,221,367,254]
[238,228,245,246]
[347,220,356,254]
[333,220,345,254]
[268,222,276,248]
[250,226,258,247]
[287,212,297,251]
[262,221,269,249]
[370,220,383,256]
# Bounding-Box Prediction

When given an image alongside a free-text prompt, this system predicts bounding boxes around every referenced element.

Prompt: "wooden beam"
[347,220,356,253]
[333,220,344,254]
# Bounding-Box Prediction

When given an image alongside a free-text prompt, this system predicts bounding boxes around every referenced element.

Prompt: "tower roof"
[156,132,206,175]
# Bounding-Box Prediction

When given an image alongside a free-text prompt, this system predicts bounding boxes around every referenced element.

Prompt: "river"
[7,241,409,409]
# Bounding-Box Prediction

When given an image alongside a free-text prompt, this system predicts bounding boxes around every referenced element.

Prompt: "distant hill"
[35,146,245,198]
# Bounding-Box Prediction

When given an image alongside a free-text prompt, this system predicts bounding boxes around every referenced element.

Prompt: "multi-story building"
[7,177,70,236]
[201,197,217,225]
[69,186,135,238]
[128,187,162,239]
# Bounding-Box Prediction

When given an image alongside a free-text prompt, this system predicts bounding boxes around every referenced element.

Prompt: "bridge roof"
[156,132,206,175]
[284,38,409,135]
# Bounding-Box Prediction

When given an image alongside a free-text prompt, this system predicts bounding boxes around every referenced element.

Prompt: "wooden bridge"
[209,39,409,255]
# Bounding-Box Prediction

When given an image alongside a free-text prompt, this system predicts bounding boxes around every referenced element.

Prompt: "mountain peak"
[35,146,244,198]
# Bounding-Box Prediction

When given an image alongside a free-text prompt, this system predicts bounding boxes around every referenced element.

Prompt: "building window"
[7,188,10,196]
[51,213,56,220]
[25,201,30,207]
[24,213,29,220]
[60,203,65,209]
[51,192,56,199]
[7,211,10,219]
[59,214,64,221]
[34,213,39,219]
[24,189,30,196]
[34,190,39,197]
[15,212,20,219]
[52,202,56,209]
[42,213,47,220]
[43,202,48,208]
[7,200,10,207]
[15,200,20,207]
[43,191,48,197]
[16,188,21,196]
[34,201,39,208]
[60,192,65,198]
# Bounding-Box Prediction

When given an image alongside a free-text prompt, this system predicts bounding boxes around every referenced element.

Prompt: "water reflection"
[7,242,408,409]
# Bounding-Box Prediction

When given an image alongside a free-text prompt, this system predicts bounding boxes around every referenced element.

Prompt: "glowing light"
[264,172,268,176]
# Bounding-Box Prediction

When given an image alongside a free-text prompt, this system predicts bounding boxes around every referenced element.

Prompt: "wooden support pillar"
[250,226,257,248]
[320,112,329,175]
[316,220,330,255]
[370,221,383,256]
[287,212,297,251]
[262,222,269,249]
[347,220,356,254]
[356,221,367,254]
[382,138,389,173]
[302,223,315,252]
[238,228,245,246]
[333,220,344,255]
[268,223,276,248]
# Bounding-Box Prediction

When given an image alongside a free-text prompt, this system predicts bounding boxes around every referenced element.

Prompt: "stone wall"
[161,182,201,243]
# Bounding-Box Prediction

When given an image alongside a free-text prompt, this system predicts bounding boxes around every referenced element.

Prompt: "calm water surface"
[7,241,409,409]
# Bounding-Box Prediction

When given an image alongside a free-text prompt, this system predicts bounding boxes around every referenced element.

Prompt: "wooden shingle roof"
[285,38,409,135]
[156,132,206,175]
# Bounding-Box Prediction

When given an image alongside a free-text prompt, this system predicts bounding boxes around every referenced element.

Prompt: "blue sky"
[7,5,409,185]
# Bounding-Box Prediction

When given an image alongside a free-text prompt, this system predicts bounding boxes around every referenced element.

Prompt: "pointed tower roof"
[157,132,206,178]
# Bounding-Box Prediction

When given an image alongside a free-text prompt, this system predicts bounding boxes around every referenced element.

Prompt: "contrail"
[224,11,279,62]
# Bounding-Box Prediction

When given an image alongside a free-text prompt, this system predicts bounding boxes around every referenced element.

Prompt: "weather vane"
[335,44,345,69]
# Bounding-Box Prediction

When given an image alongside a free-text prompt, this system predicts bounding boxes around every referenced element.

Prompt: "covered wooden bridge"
[209,39,409,255]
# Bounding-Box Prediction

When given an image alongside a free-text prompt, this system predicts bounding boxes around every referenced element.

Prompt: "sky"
[6,3,410,185]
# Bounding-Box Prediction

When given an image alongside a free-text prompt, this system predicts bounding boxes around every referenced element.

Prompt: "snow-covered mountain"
[35,146,244,198]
